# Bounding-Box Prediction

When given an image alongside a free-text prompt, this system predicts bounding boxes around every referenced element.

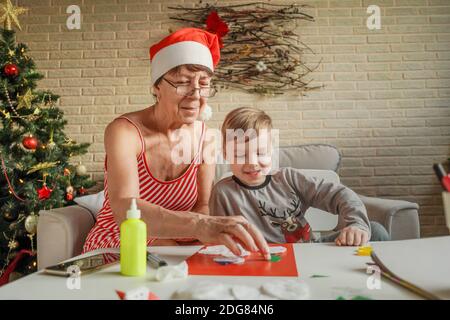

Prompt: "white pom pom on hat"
[197,104,213,121]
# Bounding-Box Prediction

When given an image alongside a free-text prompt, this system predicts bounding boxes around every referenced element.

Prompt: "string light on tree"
[65,185,74,201]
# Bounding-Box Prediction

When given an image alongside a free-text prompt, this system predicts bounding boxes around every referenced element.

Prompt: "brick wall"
[15,0,450,236]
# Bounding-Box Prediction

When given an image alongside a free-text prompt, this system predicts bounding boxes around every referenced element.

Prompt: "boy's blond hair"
[221,108,273,160]
[221,107,272,143]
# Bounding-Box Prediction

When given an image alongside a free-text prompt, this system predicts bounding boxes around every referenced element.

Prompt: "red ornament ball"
[3,63,19,77]
[22,135,38,150]
[66,193,74,201]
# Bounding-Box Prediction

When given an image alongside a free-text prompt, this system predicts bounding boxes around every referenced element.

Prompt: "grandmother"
[82,28,270,260]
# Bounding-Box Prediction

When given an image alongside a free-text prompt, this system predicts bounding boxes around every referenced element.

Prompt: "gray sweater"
[209,167,371,243]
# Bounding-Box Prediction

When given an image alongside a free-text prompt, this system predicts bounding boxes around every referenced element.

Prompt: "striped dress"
[82,116,205,253]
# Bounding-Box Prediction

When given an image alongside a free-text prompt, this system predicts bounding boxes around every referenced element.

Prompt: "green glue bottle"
[120,198,147,276]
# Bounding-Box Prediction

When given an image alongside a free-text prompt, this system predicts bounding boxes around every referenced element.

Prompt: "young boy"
[210,107,389,246]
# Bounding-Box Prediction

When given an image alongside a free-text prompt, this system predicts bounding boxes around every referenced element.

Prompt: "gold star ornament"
[17,89,35,109]
[0,0,28,31]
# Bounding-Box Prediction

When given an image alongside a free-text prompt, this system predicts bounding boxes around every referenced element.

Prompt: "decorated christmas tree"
[0,1,95,283]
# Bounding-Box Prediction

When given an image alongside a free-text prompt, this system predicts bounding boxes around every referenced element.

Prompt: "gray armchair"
[37,144,420,269]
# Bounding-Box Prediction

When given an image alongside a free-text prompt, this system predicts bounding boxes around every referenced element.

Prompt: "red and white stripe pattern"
[82,116,204,253]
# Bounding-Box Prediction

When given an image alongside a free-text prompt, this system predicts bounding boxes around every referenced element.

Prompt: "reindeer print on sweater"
[258,194,311,243]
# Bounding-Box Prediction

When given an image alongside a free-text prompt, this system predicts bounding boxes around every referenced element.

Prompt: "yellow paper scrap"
[355,246,372,256]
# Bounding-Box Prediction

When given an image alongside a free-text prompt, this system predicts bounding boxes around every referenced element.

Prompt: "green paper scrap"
[351,295,372,300]
[310,274,330,278]
[336,295,373,300]
[270,254,281,262]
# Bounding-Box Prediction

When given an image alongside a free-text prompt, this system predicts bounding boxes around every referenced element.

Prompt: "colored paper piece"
[186,243,298,277]
[336,295,372,300]
[198,243,250,258]
[310,274,329,278]
[269,246,287,254]
[351,295,372,300]
[355,246,373,256]
[214,257,245,265]
[270,255,281,262]
[116,287,159,300]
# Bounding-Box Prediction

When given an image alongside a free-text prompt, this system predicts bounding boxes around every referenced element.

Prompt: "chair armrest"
[37,205,96,270]
[358,194,420,240]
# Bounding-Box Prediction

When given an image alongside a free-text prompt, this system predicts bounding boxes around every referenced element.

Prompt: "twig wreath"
[168,1,322,96]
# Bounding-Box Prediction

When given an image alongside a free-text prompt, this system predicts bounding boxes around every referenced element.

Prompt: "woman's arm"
[191,123,218,215]
[190,164,215,215]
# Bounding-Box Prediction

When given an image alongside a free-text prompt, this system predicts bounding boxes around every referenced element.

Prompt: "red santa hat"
[149,28,221,85]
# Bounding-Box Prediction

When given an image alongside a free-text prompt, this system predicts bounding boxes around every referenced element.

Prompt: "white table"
[1,238,444,300]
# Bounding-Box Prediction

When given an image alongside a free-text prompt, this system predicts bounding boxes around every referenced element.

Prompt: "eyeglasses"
[163,78,217,98]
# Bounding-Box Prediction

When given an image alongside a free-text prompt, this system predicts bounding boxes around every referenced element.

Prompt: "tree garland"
[169,2,322,96]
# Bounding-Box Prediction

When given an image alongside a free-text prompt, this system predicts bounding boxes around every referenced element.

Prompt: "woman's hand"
[195,215,271,260]
[335,226,369,246]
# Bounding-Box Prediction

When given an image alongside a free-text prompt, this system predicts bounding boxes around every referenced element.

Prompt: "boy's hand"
[335,226,369,246]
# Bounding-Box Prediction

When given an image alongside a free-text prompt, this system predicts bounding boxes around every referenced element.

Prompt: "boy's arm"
[288,168,371,237]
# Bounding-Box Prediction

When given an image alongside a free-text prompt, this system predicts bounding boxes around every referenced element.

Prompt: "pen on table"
[432,163,450,192]
[147,252,168,269]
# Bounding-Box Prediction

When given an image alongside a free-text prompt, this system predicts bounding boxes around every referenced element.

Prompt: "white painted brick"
[403,52,438,61]
[83,32,115,41]
[303,111,336,120]
[334,73,367,81]
[337,110,370,119]
[60,96,93,106]
[368,35,401,43]
[401,90,437,98]
[397,16,428,24]
[360,138,396,146]
[323,119,358,128]
[356,64,389,72]
[358,119,391,128]
[367,54,403,62]
[357,81,390,90]
[390,99,424,108]
[370,90,403,99]
[338,129,372,138]
[94,96,128,105]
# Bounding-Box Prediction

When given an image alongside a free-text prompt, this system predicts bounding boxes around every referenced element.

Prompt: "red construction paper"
[186,243,298,277]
